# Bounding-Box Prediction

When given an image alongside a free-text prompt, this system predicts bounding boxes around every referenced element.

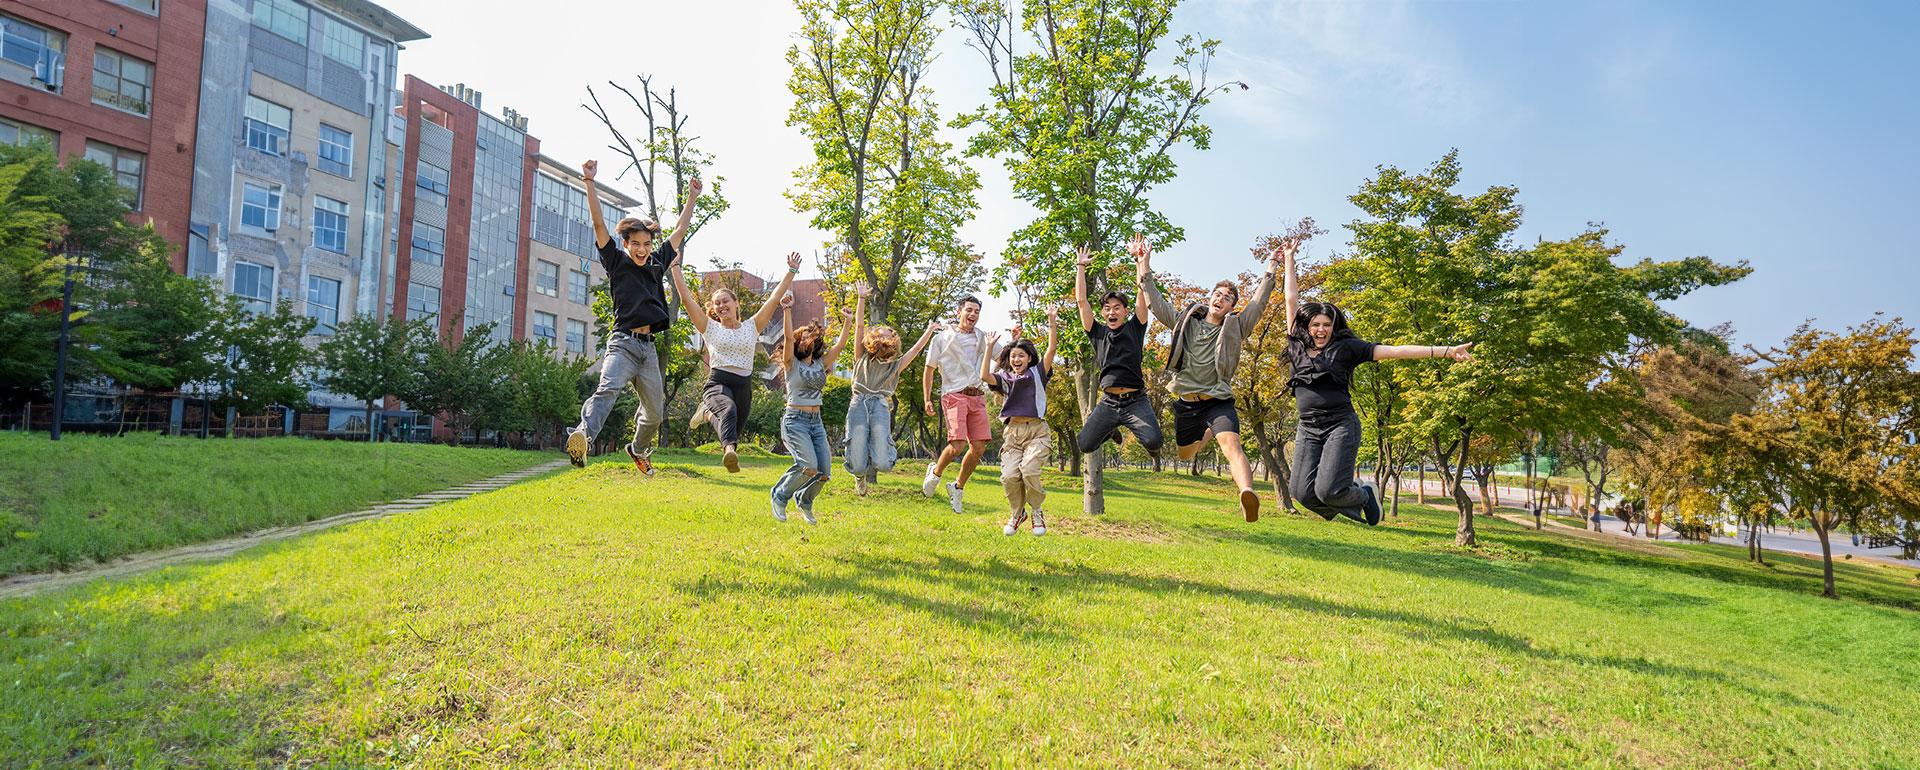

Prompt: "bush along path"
[0,459,568,599]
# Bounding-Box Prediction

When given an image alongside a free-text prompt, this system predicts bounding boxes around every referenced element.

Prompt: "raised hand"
[779,292,795,309]
[1449,342,1476,362]
[687,177,704,198]
[1046,305,1060,324]
[786,251,803,272]
[927,320,945,337]
[1272,238,1298,269]
[1075,244,1094,268]
[855,280,872,298]
[986,331,1003,346]
[581,159,597,181]
[841,307,855,323]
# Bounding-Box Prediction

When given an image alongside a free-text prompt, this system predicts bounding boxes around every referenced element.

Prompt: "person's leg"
[872,401,897,473]
[1075,396,1125,455]
[958,440,988,487]
[728,375,754,446]
[1116,394,1164,454]
[1311,413,1369,522]
[1018,423,1050,513]
[1217,431,1254,491]
[571,336,640,464]
[628,340,665,452]
[772,411,813,508]
[843,396,873,477]
[796,415,832,510]
[1290,422,1337,520]
[1173,400,1209,462]
[955,394,990,487]
[703,376,738,446]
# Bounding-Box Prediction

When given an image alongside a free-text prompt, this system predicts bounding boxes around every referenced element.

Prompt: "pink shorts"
[942,391,992,442]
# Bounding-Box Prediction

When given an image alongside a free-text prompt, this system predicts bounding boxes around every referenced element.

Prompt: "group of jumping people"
[563,161,1475,533]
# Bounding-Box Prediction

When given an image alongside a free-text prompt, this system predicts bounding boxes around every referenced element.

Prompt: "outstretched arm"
[978,331,1002,385]
[1134,234,1179,327]
[1283,240,1300,334]
[1237,241,1290,334]
[1129,234,1151,325]
[584,160,611,250]
[778,295,797,372]
[1375,342,1475,362]
[668,178,702,253]
[900,320,940,365]
[1041,306,1060,377]
[850,281,870,360]
[751,252,804,331]
[666,254,709,331]
[823,307,854,369]
[1074,245,1095,330]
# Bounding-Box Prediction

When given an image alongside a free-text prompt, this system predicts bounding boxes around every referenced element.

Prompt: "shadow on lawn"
[682,550,1836,715]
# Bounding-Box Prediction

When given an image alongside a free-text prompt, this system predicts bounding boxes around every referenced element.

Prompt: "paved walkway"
[0,460,569,600]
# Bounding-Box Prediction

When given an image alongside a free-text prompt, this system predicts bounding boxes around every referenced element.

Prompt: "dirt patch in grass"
[1419,540,1535,562]
[1044,515,1181,544]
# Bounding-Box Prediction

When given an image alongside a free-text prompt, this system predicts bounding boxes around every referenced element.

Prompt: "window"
[407,282,439,321]
[117,0,160,13]
[313,196,349,253]
[0,116,56,148]
[91,47,152,115]
[321,16,363,65]
[317,123,353,177]
[0,14,65,92]
[533,311,557,345]
[306,276,340,335]
[251,0,309,45]
[415,162,449,206]
[535,260,559,297]
[568,269,589,305]
[240,181,281,231]
[565,319,586,356]
[245,96,292,156]
[410,221,444,264]
[84,142,145,209]
[233,262,275,314]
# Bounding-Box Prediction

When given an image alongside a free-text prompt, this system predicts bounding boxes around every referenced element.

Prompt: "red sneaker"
[625,444,655,477]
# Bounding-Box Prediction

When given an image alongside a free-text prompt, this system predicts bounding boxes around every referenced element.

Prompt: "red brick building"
[0,0,206,270]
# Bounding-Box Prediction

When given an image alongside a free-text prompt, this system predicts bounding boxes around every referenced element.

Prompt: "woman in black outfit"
[1282,245,1473,525]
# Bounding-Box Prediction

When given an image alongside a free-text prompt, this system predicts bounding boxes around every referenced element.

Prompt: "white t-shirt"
[927,327,1004,396]
[704,320,760,376]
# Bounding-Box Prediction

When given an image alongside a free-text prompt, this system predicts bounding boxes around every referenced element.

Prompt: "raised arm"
[1133,234,1179,327]
[1236,241,1290,334]
[584,160,610,249]
[1375,342,1476,362]
[978,331,1002,385]
[1041,306,1060,376]
[668,177,703,253]
[1129,234,1151,325]
[900,320,940,366]
[778,294,797,372]
[751,252,804,331]
[1074,245,1095,330]
[822,307,854,369]
[850,281,870,360]
[666,253,709,331]
[1283,239,1300,334]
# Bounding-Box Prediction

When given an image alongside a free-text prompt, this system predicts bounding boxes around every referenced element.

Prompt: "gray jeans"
[576,332,665,450]
[1291,411,1367,522]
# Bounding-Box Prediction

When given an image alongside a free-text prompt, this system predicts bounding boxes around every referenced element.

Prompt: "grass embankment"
[2,449,1916,767]
[0,432,553,577]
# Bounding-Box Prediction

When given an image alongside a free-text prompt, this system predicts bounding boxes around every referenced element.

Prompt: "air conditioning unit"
[503,285,514,296]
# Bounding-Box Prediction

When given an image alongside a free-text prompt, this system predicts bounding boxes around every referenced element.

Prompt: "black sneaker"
[1359,483,1383,526]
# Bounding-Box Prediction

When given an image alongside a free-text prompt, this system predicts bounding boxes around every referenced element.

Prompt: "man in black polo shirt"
[1073,237,1164,461]
[565,159,703,474]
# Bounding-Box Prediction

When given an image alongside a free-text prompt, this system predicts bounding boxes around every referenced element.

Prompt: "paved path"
[0,460,569,600]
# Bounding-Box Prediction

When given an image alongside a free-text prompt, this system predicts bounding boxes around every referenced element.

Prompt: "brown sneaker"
[1240,489,1260,522]
[625,444,655,477]
[565,430,587,468]
[723,444,740,473]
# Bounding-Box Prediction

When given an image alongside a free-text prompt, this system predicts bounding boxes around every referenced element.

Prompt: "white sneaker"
[947,482,964,514]
[798,500,817,525]
[922,464,941,497]
[1031,510,1047,536]
[771,495,788,523]
[689,407,711,430]
[855,475,871,496]
[1003,510,1028,535]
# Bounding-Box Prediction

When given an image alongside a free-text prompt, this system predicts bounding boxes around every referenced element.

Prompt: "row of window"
[3,118,150,208]
[238,180,350,254]
[244,94,358,180]
[531,312,591,356]
[232,261,340,335]
[253,0,366,66]
[2,13,153,115]
[533,260,592,305]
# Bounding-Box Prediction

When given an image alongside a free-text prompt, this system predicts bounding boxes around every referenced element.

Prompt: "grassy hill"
[3,449,1915,767]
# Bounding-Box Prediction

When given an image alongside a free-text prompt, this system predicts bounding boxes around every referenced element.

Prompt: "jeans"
[773,410,832,507]
[1291,411,1367,522]
[702,369,754,446]
[576,333,664,449]
[843,394,896,479]
[1074,390,1164,455]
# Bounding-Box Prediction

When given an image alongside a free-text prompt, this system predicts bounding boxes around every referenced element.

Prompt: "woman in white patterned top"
[668,250,803,472]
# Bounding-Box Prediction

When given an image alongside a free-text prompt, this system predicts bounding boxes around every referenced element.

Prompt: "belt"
[959,386,985,397]
[1177,393,1216,402]
[622,328,656,342]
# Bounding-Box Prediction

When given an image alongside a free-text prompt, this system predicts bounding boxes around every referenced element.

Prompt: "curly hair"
[775,319,827,366]
[862,325,901,360]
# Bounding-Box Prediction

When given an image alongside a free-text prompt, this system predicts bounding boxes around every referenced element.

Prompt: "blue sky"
[379,0,1917,349]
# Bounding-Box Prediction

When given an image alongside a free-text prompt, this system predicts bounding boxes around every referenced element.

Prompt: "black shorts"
[1173,396,1239,446]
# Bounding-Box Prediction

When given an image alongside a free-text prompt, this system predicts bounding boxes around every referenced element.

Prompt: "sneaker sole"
[1240,490,1260,523]
[565,432,587,467]
[724,449,740,473]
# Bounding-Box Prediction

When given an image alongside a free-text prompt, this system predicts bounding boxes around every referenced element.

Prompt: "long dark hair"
[1285,301,1357,368]
[997,339,1041,373]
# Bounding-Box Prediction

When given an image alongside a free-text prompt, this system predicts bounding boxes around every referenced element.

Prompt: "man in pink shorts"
[921,295,1004,513]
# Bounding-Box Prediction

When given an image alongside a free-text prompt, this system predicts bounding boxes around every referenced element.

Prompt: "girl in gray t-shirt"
[770,292,852,524]
[844,281,939,495]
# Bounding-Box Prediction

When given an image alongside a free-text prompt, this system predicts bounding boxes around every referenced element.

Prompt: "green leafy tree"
[204,297,316,420]
[955,0,1238,515]
[0,154,68,406]
[399,319,510,445]
[316,314,434,441]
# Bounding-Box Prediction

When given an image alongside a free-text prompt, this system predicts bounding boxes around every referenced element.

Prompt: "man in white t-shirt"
[920,295,1007,513]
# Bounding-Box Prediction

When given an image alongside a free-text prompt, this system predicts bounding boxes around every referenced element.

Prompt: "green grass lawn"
[3,449,1917,768]
[0,432,554,577]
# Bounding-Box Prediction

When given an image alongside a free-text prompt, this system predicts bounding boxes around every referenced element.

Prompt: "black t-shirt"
[1288,337,1377,420]
[600,238,675,334]
[1086,316,1147,391]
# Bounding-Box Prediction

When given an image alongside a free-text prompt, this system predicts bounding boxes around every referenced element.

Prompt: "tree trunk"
[1417,467,1426,505]
[1814,512,1837,599]
[1389,470,1401,517]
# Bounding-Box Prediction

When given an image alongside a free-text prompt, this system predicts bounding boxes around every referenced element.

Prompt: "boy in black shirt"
[1072,236,1164,458]
[565,159,703,474]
